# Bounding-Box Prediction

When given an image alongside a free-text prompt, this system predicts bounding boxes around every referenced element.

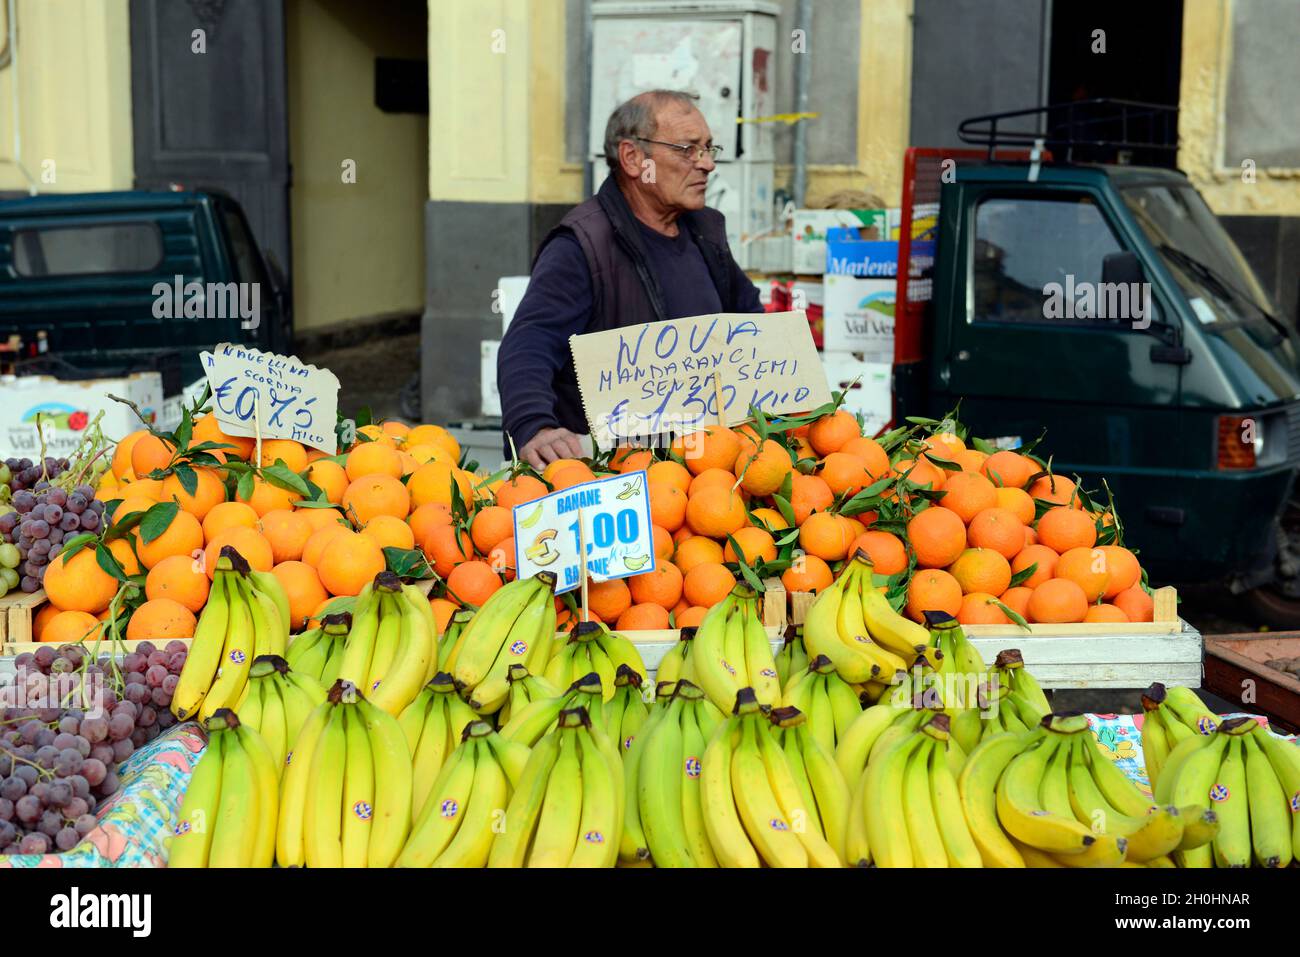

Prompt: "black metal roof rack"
[957,99,1179,163]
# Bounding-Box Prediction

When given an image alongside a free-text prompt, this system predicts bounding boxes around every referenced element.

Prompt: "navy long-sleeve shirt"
[498,221,763,451]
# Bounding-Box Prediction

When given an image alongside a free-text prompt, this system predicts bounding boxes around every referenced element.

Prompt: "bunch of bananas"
[285,612,352,687]
[691,586,782,713]
[616,678,676,864]
[434,608,474,672]
[925,610,987,683]
[802,553,928,687]
[1152,715,1300,868]
[489,706,624,867]
[780,654,863,752]
[498,672,608,746]
[1140,682,1221,788]
[773,626,809,688]
[397,672,477,825]
[544,619,647,700]
[963,674,1050,748]
[498,663,561,726]
[444,573,557,714]
[276,680,413,868]
[698,688,841,867]
[397,720,529,867]
[772,707,852,864]
[233,655,327,778]
[603,665,651,754]
[992,649,1051,716]
[335,572,438,716]
[172,547,291,722]
[168,710,279,867]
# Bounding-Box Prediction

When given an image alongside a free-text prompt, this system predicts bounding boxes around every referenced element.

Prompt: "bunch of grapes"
[0,481,103,594]
[3,457,71,493]
[0,639,187,856]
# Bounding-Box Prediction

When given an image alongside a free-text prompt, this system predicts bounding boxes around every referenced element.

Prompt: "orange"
[819,452,869,497]
[954,449,989,474]
[1113,586,1154,623]
[649,482,688,533]
[628,563,684,609]
[1036,507,1096,553]
[190,415,254,461]
[469,505,513,556]
[551,463,597,490]
[405,443,453,467]
[429,597,459,634]
[750,507,788,532]
[648,460,692,495]
[542,458,585,484]
[586,579,632,623]
[675,606,709,628]
[317,533,387,596]
[160,467,227,520]
[907,506,967,568]
[1084,604,1130,623]
[422,525,473,578]
[41,610,102,645]
[126,598,196,641]
[301,507,349,533]
[922,432,966,461]
[1097,545,1141,599]
[1027,578,1089,624]
[446,560,504,607]
[678,426,742,477]
[808,411,860,456]
[735,440,792,497]
[674,535,725,573]
[940,472,998,524]
[106,537,142,577]
[798,511,852,562]
[948,547,1012,597]
[966,507,1026,560]
[838,436,891,481]
[237,477,302,517]
[848,531,908,576]
[360,514,416,552]
[894,456,948,492]
[673,525,694,546]
[906,568,963,622]
[355,424,396,448]
[652,525,674,561]
[486,536,516,580]
[682,562,737,607]
[409,502,453,543]
[686,487,747,539]
[109,495,159,525]
[689,468,741,499]
[994,487,1036,526]
[495,474,549,509]
[958,592,1012,625]
[407,462,473,510]
[127,478,165,500]
[33,604,61,641]
[406,424,449,448]
[136,509,205,570]
[144,554,211,613]
[1000,586,1033,620]
[306,460,349,504]
[259,439,308,473]
[614,448,653,473]
[203,526,274,578]
[130,434,175,478]
[1029,473,1079,508]
[342,474,411,525]
[44,548,119,614]
[259,509,313,564]
[302,524,351,567]
[271,561,329,631]
[380,420,411,440]
[781,554,834,594]
[981,450,1037,489]
[790,473,834,525]
[724,527,777,565]
[1011,544,1059,589]
[202,500,260,542]
[617,603,670,631]
[1054,547,1111,603]
[112,430,148,478]
[345,441,403,481]
[1024,526,1038,549]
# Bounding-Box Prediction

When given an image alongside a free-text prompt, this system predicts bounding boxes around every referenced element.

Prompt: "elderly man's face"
[630,104,716,212]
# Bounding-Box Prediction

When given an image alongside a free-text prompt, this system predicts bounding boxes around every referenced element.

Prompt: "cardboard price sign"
[201,344,340,454]
[570,311,830,445]
[512,470,655,596]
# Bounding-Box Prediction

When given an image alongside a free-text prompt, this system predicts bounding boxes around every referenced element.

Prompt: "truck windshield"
[1121,184,1280,331]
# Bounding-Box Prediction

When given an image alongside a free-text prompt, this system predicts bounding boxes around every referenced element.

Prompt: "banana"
[1242,732,1291,868]
[285,624,325,674]
[732,709,807,867]
[638,694,695,867]
[903,736,948,867]
[248,568,292,634]
[860,578,929,659]
[1050,831,1128,868]
[1082,730,1155,818]
[436,609,473,672]
[207,713,258,867]
[1162,685,1220,736]
[835,567,867,646]
[1000,650,1051,716]
[357,694,413,868]
[656,632,688,686]
[1168,729,1230,867]
[742,600,781,709]
[365,592,403,694]
[499,686,570,747]
[167,728,225,866]
[276,699,331,867]
[1065,735,1183,861]
[199,574,256,722]
[804,578,890,685]
[337,583,380,687]
[250,587,287,658]
[617,690,666,864]
[473,583,556,713]
[806,673,836,756]
[407,685,449,823]
[257,675,289,774]
[399,583,445,686]
[594,623,648,680]
[996,732,1096,855]
[950,706,984,756]
[928,729,982,867]
[861,727,924,867]
[528,723,583,867]
[303,704,347,868]
[484,725,532,789]
[1254,724,1300,863]
[1178,805,1220,851]
[792,719,851,865]
[1040,734,1074,820]
[844,760,872,867]
[1155,731,1217,805]
[757,710,839,867]
[835,703,904,784]
[398,736,478,867]
[487,731,561,868]
[699,715,760,868]
[235,667,264,729]
[1212,736,1251,867]
[780,721,822,841]
[432,733,509,868]
[452,577,542,689]
[280,671,326,768]
[1140,706,1173,790]
[340,706,375,867]
[824,668,864,748]
[569,719,620,867]
[371,577,436,716]
[677,688,718,867]
[690,595,744,714]
[585,632,618,702]
[1012,836,1065,867]
[172,569,231,721]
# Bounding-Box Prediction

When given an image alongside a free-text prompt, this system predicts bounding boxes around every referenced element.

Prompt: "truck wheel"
[1241,586,1300,630]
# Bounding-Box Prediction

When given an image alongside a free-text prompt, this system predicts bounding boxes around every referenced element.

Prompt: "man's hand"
[519,427,586,470]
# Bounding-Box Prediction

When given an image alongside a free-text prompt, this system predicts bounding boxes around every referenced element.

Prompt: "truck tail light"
[1217,416,1257,469]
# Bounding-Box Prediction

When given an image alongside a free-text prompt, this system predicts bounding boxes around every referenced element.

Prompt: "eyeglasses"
[635,137,723,162]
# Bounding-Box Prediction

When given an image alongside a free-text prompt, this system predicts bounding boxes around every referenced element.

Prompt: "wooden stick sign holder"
[578,506,589,623]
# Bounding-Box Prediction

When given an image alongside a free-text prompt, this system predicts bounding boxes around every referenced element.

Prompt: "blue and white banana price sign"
[511,470,655,595]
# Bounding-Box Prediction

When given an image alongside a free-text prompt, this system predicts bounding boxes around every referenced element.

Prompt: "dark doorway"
[1048,0,1184,167]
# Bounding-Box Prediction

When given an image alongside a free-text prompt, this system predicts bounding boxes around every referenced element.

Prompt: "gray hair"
[603,90,700,173]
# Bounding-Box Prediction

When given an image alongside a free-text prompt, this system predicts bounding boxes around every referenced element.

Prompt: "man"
[498,89,763,468]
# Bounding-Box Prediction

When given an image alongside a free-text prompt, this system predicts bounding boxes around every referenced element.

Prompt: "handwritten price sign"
[200,344,341,454]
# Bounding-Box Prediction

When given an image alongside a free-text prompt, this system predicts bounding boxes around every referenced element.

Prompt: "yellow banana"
[370,579,436,716]
[793,718,851,865]
[677,693,717,867]
[569,722,620,867]
[276,699,331,867]
[451,577,542,689]
[690,595,743,715]
[303,704,347,868]
[166,728,225,867]
[527,724,583,867]
[432,734,509,868]
[235,718,279,868]
[199,574,256,722]
[699,716,760,868]
[488,729,561,868]
[340,705,375,867]
[336,582,380,687]
[903,736,948,867]
[996,733,1096,854]
[398,737,478,867]
[956,731,1028,867]
[731,701,806,867]
[357,695,412,867]
[742,599,781,709]
[207,715,258,867]
[928,730,983,867]
[172,570,230,720]
[1212,736,1250,867]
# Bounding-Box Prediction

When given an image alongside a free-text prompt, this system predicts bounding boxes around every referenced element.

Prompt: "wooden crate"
[0,589,49,648]
[1204,633,1300,734]
[785,585,1202,689]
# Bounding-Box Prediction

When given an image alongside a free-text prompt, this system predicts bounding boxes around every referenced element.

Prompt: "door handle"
[955,350,970,362]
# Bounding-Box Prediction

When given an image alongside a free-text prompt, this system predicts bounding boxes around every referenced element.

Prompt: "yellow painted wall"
[1180,0,1300,216]
[287,0,428,330]
[0,0,133,193]
[528,0,582,205]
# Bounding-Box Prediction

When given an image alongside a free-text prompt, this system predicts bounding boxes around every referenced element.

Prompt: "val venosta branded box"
[0,372,163,456]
